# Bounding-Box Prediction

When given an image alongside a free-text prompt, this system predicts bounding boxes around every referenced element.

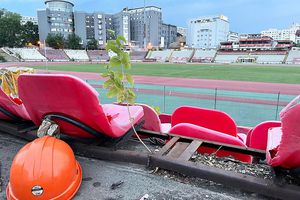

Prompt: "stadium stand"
[0,48,19,62]
[146,50,173,62]
[191,49,217,63]
[250,51,286,64]
[87,50,109,62]
[7,48,47,61]
[39,49,69,61]
[286,49,300,64]
[214,51,249,63]
[64,50,89,61]
[169,50,193,63]
[130,51,148,62]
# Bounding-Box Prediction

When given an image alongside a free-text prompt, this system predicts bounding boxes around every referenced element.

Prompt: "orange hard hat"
[6,136,82,200]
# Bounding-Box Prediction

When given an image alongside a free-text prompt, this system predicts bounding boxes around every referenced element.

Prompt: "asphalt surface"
[0,133,269,200]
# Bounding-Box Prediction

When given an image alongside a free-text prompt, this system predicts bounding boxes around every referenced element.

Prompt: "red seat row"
[1,74,300,168]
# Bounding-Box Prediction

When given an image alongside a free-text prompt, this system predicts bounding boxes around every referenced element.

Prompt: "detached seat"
[18,74,144,141]
[140,105,251,163]
[266,95,300,169]
[169,106,252,163]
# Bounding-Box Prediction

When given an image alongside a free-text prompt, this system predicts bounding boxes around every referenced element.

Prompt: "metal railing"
[87,80,296,127]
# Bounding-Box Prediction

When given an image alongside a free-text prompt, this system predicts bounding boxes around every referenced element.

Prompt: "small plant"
[101,31,152,153]
[101,30,135,105]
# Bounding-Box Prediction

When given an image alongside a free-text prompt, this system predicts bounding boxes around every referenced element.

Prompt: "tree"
[20,21,39,46]
[0,9,22,47]
[65,33,82,49]
[46,33,65,49]
[87,39,98,50]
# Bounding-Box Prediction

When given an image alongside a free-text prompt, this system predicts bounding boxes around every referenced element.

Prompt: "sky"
[0,0,299,33]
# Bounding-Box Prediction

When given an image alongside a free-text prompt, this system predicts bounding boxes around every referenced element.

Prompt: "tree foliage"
[0,9,22,47]
[65,33,82,49]
[87,39,98,50]
[20,21,39,46]
[101,30,135,105]
[0,8,40,47]
[46,33,65,49]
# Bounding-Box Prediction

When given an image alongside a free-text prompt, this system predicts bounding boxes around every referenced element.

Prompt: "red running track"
[37,70,300,95]
[1,62,299,95]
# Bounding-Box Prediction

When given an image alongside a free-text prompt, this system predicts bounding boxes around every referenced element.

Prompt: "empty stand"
[64,50,89,61]
[0,48,19,62]
[39,49,69,61]
[286,50,300,64]
[169,50,193,63]
[192,50,217,63]
[130,51,147,62]
[147,50,173,62]
[8,48,47,61]
[87,50,109,61]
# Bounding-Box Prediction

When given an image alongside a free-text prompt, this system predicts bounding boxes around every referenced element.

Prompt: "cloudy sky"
[1,0,299,33]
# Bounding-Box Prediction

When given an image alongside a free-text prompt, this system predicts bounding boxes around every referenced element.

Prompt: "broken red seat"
[139,105,252,162]
[18,74,144,140]
[138,104,171,133]
[266,95,300,169]
[0,88,30,121]
[246,121,281,150]
[170,123,252,163]
[169,106,252,163]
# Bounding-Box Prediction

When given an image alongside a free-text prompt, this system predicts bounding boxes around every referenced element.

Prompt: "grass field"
[32,63,300,84]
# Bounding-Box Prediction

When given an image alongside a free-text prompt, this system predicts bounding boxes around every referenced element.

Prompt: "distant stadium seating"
[250,51,286,64]
[147,50,173,62]
[64,50,89,61]
[169,50,193,63]
[214,51,248,63]
[214,51,286,64]
[130,51,147,62]
[191,50,217,63]
[286,50,300,64]
[39,49,69,61]
[8,48,47,61]
[0,48,19,62]
[87,50,109,61]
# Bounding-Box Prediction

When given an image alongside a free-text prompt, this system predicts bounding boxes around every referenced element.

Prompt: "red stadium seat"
[140,105,251,162]
[247,121,281,150]
[169,123,252,163]
[266,95,300,169]
[18,74,144,140]
[172,106,237,137]
[169,106,251,162]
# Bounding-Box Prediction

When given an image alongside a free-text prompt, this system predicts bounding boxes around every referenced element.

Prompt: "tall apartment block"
[37,1,175,48]
[187,15,229,49]
[37,0,74,41]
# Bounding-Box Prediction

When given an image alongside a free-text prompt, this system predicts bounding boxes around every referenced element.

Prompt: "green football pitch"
[32,63,300,84]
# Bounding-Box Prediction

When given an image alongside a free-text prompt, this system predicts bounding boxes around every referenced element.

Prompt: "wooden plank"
[156,136,179,156]
[177,140,202,161]
[167,133,266,157]
[165,142,190,159]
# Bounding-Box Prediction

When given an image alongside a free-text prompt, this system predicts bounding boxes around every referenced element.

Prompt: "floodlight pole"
[143,0,146,49]
[44,40,48,73]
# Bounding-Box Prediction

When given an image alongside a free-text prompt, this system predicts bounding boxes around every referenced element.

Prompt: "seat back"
[248,121,281,150]
[18,74,113,138]
[138,104,162,132]
[172,106,237,137]
[268,95,300,168]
